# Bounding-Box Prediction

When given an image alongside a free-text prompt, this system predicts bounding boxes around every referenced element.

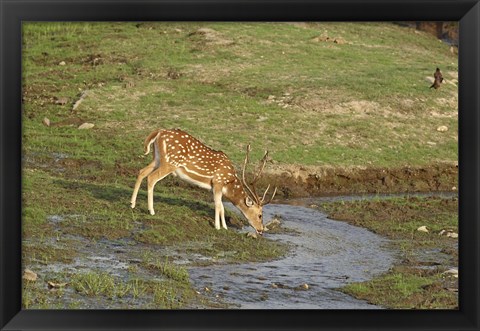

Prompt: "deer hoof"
[149,210,155,216]
[130,203,136,209]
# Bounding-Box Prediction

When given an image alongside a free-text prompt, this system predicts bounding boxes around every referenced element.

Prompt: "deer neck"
[223,177,250,211]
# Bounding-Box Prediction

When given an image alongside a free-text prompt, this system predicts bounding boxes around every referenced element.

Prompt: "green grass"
[23,22,457,169]
[23,266,199,309]
[140,255,190,283]
[320,196,458,242]
[72,272,117,297]
[70,271,197,308]
[341,269,457,309]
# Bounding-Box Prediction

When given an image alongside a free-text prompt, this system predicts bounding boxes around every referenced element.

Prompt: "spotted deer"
[130,129,277,234]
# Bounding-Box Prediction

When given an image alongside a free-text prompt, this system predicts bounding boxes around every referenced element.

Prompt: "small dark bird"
[430,79,441,89]
[434,67,444,83]
[430,67,444,89]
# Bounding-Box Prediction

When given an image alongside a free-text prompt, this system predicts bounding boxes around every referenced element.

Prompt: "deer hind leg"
[213,187,227,230]
[131,160,157,209]
[147,163,176,215]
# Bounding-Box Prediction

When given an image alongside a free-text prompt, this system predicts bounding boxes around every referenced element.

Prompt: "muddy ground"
[111,161,458,200]
[263,162,457,198]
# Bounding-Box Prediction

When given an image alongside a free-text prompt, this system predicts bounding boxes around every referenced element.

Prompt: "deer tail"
[143,129,162,155]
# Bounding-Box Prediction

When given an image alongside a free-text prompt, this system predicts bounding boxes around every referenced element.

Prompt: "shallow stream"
[188,202,396,309]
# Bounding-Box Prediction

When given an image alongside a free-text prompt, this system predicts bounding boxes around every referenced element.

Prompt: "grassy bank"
[320,195,458,309]
[23,22,457,170]
[22,22,457,308]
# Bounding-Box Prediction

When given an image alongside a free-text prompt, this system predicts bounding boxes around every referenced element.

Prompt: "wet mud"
[263,163,457,198]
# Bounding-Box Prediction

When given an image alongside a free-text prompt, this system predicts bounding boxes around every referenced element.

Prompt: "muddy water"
[188,203,396,309]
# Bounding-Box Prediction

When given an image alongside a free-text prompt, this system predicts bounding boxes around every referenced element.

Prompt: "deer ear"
[245,196,254,207]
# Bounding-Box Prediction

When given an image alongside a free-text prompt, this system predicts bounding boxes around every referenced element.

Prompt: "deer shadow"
[53,178,235,222]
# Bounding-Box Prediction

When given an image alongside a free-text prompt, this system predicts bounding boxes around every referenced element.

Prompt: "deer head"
[239,144,277,234]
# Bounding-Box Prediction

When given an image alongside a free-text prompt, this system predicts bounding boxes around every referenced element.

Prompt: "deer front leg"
[213,188,227,230]
[220,199,227,230]
[131,161,157,209]
[146,164,175,215]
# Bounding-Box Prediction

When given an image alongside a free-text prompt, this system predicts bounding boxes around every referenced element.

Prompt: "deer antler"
[242,144,260,204]
[241,144,277,206]
[260,184,277,206]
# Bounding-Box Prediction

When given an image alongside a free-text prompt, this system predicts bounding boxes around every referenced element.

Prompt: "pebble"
[59,61,66,66]
[438,229,458,238]
[47,281,67,289]
[271,282,289,289]
[54,97,68,105]
[443,268,458,278]
[42,117,51,127]
[23,269,38,282]
[265,218,281,230]
[78,123,95,130]
[295,283,309,290]
[437,126,448,132]
[417,225,429,233]
[246,232,258,239]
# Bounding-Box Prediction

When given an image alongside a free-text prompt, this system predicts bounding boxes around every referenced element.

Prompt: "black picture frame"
[1,0,479,330]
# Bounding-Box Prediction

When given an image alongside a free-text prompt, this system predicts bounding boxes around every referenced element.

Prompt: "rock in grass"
[265,218,281,232]
[417,226,429,233]
[54,97,68,105]
[42,117,51,127]
[443,268,458,278]
[47,281,68,289]
[23,269,38,282]
[295,283,309,291]
[78,123,95,130]
[271,282,289,289]
[438,229,458,238]
[246,232,258,239]
[437,125,448,132]
[72,90,89,111]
